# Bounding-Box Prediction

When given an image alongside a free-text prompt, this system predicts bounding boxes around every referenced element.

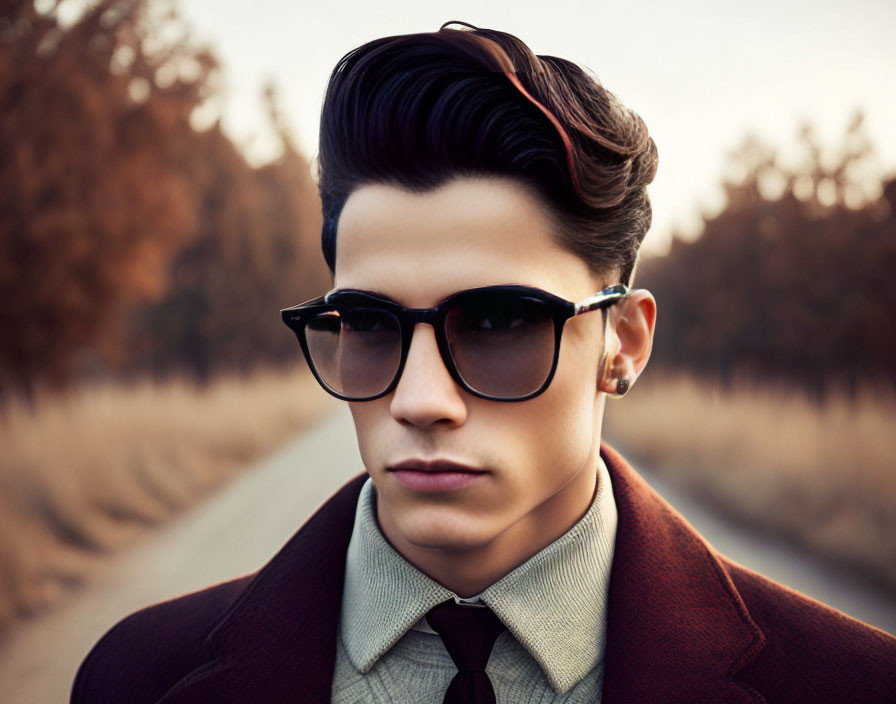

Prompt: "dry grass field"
[3,366,892,634]
[604,373,896,594]
[0,366,336,633]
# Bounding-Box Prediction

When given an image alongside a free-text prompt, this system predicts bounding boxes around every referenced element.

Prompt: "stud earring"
[616,378,629,396]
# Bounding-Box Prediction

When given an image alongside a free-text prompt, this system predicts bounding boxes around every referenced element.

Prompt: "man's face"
[334,176,609,555]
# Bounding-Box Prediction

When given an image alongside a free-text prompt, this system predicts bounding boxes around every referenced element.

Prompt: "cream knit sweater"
[331,457,618,703]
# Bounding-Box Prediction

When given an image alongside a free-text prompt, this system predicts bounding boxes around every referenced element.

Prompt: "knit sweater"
[332,457,619,703]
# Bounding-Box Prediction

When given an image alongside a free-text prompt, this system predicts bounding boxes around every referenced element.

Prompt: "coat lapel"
[157,472,368,704]
[157,445,768,703]
[599,443,767,703]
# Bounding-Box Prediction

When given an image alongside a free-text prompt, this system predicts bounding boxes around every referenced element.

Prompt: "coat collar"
[598,444,766,703]
[158,444,767,704]
[157,470,367,704]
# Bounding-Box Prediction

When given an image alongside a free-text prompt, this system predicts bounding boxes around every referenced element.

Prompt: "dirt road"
[0,406,365,703]
[0,406,892,702]
[632,457,896,635]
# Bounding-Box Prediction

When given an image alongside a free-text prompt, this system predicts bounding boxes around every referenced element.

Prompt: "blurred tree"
[0,0,328,397]
[0,0,209,397]
[639,113,896,396]
[123,83,328,382]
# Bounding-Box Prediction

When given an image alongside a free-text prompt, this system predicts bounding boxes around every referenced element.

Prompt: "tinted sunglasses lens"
[445,293,556,398]
[304,307,401,398]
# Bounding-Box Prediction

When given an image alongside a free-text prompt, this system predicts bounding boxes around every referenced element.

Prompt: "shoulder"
[70,472,368,703]
[71,574,254,704]
[723,557,896,701]
[600,443,896,701]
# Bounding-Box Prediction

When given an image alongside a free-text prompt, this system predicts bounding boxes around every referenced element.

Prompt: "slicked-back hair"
[317,21,658,285]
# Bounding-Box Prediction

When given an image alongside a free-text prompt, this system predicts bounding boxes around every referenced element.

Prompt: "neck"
[376,446,601,597]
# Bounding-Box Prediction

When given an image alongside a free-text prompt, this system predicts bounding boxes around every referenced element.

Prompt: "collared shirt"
[332,457,618,702]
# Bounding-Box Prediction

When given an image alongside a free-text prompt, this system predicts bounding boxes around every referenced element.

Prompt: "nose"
[389,322,467,427]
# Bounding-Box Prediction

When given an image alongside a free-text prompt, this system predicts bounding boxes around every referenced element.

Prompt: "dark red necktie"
[425,598,508,704]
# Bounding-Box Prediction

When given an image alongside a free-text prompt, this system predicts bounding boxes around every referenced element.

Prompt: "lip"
[387,459,488,492]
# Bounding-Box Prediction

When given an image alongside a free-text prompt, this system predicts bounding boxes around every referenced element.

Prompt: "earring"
[616,378,629,396]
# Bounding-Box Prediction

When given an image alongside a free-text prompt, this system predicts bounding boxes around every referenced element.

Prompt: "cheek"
[347,402,391,468]
[488,375,596,503]
[526,331,601,471]
[529,377,596,477]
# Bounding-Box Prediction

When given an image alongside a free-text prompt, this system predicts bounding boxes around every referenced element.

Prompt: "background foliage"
[638,117,895,396]
[0,0,328,399]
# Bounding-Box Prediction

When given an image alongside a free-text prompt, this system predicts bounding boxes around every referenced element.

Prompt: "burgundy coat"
[71,444,896,703]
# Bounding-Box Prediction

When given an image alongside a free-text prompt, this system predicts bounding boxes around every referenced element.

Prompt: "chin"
[397,512,500,552]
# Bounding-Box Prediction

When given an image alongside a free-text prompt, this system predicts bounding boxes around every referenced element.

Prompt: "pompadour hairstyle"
[317,21,658,285]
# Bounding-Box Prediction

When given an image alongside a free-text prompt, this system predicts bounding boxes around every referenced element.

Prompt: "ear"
[597,289,657,396]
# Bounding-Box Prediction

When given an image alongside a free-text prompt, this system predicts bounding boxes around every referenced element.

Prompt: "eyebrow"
[329,283,534,297]
[325,283,562,312]
[326,287,399,303]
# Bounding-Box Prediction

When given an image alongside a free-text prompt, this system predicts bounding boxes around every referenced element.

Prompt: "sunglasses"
[280,283,632,402]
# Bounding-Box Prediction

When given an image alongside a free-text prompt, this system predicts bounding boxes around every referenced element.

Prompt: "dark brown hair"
[317,21,658,285]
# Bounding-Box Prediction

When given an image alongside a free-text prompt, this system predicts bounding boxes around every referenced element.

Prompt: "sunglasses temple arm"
[280,295,327,314]
[573,285,636,315]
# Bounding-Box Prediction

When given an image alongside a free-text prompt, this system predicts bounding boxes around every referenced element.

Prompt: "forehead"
[333,176,596,306]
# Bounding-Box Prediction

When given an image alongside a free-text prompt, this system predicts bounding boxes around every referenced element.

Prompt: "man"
[72,22,896,704]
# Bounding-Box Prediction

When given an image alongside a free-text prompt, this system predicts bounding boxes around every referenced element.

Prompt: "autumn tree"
[122,83,329,382]
[0,0,212,397]
[639,113,896,395]
[0,0,328,396]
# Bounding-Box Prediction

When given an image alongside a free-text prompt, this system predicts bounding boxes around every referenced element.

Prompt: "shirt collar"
[339,457,618,694]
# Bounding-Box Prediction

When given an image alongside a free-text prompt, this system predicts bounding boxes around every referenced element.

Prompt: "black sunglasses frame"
[280,283,632,402]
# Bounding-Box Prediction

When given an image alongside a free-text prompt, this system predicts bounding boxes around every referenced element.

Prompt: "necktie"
[425,598,507,704]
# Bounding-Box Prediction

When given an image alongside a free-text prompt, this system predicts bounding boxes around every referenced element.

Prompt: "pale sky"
[177,0,896,254]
